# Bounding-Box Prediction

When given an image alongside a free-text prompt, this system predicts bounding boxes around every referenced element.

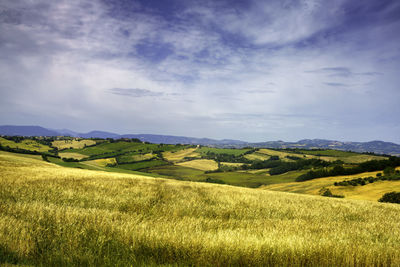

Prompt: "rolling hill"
[1,151,399,266]
[1,125,400,155]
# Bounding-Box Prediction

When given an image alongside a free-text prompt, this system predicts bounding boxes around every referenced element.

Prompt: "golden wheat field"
[262,167,400,201]
[58,152,88,160]
[176,159,218,171]
[51,139,96,150]
[0,151,400,266]
[163,148,200,162]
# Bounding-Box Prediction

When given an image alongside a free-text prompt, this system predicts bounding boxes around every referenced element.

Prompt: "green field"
[1,136,397,200]
[1,152,399,266]
[0,137,51,153]
[51,139,96,150]
[297,149,360,157]
[115,160,169,171]
[147,165,205,180]
[262,168,400,201]
[197,147,251,156]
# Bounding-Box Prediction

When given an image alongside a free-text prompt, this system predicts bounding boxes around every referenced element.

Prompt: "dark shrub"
[378,192,400,204]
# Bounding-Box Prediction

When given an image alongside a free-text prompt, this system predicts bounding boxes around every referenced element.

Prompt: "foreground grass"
[1,153,400,266]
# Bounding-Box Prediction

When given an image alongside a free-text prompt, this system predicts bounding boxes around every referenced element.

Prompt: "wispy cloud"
[109,88,163,97]
[324,82,349,87]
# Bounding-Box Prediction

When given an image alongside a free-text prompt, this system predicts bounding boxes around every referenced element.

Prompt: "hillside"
[1,151,400,266]
[262,168,400,201]
[1,136,399,195]
[2,125,400,155]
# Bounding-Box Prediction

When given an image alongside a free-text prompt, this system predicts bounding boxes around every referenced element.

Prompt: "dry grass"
[244,152,270,161]
[86,158,117,167]
[58,152,88,160]
[176,159,218,171]
[220,162,243,167]
[131,153,155,162]
[261,168,400,201]
[258,148,300,158]
[163,148,199,162]
[1,152,400,266]
[256,148,387,163]
[0,137,51,153]
[51,139,96,150]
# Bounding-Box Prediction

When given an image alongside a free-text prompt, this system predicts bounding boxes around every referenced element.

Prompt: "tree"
[384,167,395,176]
[379,192,400,204]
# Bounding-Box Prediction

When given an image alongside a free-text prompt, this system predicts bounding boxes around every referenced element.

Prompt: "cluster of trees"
[379,192,400,204]
[334,168,400,186]
[62,157,79,162]
[334,177,379,186]
[268,159,332,175]
[1,136,27,143]
[321,189,344,198]
[0,143,57,158]
[244,156,281,169]
[202,152,252,163]
[296,157,400,182]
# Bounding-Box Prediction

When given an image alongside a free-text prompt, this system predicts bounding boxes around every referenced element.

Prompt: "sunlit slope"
[0,137,51,152]
[1,152,400,266]
[257,148,387,163]
[163,147,200,162]
[51,139,96,150]
[262,168,400,201]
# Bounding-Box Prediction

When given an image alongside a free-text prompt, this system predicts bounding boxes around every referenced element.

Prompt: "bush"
[378,192,400,204]
[41,154,49,162]
[62,157,79,162]
[321,189,344,198]
[203,177,226,184]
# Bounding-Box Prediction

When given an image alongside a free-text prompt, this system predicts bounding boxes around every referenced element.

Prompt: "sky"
[0,0,400,143]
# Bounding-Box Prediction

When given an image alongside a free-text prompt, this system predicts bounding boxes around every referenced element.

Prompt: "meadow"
[0,136,396,199]
[262,167,400,201]
[0,137,51,153]
[51,139,96,150]
[0,151,400,266]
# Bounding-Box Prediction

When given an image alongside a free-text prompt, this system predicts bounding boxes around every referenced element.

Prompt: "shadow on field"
[0,244,23,265]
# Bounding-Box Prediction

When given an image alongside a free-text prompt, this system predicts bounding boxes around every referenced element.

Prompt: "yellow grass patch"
[0,137,51,152]
[51,139,96,150]
[243,168,271,175]
[244,152,270,161]
[87,158,117,167]
[261,170,400,201]
[131,153,154,162]
[163,148,199,162]
[220,162,243,167]
[176,159,218,171]
[58,152,88,160]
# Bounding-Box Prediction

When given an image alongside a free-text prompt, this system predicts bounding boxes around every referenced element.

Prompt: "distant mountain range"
[1,125,400,156]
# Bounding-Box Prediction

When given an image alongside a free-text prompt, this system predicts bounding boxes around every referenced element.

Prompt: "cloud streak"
[109,88,164,97]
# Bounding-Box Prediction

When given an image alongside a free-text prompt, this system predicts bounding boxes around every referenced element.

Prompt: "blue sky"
[0,0,399,142]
